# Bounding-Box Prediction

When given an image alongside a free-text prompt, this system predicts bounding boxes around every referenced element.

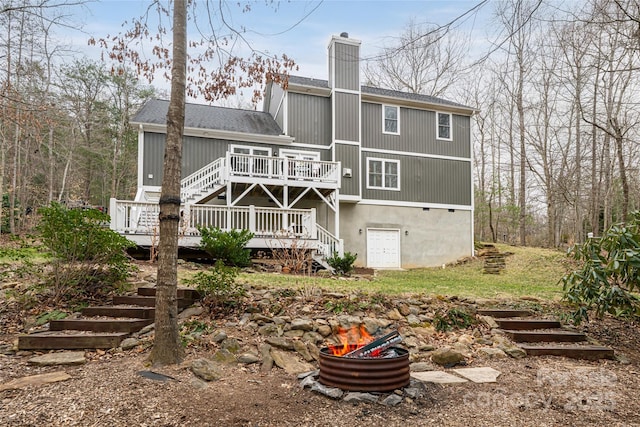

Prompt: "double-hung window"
[367,158,400,190]
[437,112,452,140]
[383,105,400,135]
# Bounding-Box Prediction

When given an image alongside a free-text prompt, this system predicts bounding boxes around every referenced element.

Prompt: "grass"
[238,243,572,301]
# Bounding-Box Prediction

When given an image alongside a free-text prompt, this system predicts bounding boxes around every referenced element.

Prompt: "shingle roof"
[131,99,283,135]
[287,75,474,111]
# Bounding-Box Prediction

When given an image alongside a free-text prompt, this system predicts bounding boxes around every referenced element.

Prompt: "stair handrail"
[180,157,225,202]
[316,224,343,259]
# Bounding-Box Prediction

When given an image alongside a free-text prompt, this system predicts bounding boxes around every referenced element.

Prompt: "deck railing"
[110,199,318,239]
[225,153,340,185]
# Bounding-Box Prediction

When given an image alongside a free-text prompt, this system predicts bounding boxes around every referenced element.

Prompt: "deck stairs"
[18,287,200,350]
[478,309,615,360]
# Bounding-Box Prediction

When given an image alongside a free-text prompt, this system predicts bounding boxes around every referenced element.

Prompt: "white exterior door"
[367,229,401,268]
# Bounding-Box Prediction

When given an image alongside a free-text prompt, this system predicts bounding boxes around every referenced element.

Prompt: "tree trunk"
[149,0,187,366]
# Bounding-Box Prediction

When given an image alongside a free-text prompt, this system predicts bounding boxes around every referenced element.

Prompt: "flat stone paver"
[453,367,501,383]
[0,371,71,391]
[410,371,468,384]
[28,351,86,366]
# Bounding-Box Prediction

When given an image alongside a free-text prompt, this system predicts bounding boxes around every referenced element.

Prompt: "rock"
[0,371,71,391]
[343,392,380,404]
[139,323,155,335]
[398,303,411,316]
[419,344,435,352]
[430,347,466,367]
[290,318,314,331]
[412,326,437,337]
[310,382,343,399]
[191,358,222,381]
[410,362,434,372]
[271,350,315,375]
[251,313,273,323]
[457,334,475,345]
[211,330,228,343]
[260,344,273,372]
[178,306,204,321]
[284,329,305,338]
[258,324,279,336]
[307,342,320,361]
[386,308,404,321]
[190,377,209,390]
[221,338,241,354]
[406,314,421,326]
[477,347,508,359]
[403,337,420,348]
[381,394,403,406]
[336,315,362,329]
[452,342,473,357]
[237,353,261,364]
[265,337,295,351]
[502,346,527,359]
[28,351,86,366]
[478,315,499,329]
[294,340,314,362]
[212,348,237,364]
[302,331,324,344]
[316,325,332,337]
[120,338,139,350]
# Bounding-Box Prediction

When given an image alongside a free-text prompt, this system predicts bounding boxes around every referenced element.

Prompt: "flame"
[327,325,374,356]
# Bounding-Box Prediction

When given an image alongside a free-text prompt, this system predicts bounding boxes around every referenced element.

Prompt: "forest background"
[1,0,639,249]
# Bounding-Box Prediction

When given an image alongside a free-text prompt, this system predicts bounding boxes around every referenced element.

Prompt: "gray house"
[110,33,475,268]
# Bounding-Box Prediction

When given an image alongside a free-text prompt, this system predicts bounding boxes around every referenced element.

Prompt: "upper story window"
[437,112,452,141]
[367,158,400,191]
[383,105,400,135]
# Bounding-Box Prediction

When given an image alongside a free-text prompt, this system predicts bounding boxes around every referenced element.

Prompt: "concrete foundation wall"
[339,204,473,268]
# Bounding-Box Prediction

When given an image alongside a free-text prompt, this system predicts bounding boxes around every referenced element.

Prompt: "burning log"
[327,328,403,359]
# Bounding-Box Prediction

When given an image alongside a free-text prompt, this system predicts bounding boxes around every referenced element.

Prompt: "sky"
[62,0,492,102]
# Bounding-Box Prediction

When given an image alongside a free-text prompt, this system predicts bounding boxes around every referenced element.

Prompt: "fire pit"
[318,328,410,392]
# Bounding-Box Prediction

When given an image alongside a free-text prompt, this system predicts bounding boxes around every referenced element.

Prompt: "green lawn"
[239,243,572,300]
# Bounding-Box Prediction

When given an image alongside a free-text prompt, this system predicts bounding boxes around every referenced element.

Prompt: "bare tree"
[364,19,468,97]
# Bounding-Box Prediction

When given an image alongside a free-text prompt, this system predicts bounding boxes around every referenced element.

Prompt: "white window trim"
[278,148,320,160]
[436,112,453,141]
[230,144,272,157]
[366,157,401,191]
[382,105,400,135]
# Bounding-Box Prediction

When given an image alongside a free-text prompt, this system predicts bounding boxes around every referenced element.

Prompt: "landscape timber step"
[496,319,561,330]
[81,306,155,319]
[18,331,129,350]
[136,286,201,300]
[49,318,153,333]
[519,345,615,360]
[477,309,533,318]
[503,329,587,343]
[112,295,193,309]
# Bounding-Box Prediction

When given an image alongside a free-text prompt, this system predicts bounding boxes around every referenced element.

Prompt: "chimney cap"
[340,32,349,38]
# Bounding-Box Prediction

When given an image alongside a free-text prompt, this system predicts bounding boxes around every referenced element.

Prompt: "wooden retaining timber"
[18,287,199,350]
[480,308,615,360]
[496,319,562,330]
[477,309,533,318]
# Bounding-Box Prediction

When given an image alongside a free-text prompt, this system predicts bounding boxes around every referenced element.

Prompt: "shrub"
[326,251,357,276]
[561,211,640,324]
[38,202,135,304]
[433,308,476,332]
[198,226,253,267]
[186,260,245,313]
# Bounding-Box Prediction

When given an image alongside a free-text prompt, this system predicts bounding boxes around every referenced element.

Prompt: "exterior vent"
[340,32,349,38]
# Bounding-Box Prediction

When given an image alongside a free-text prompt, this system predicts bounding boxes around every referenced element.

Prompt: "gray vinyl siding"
[362,152,471,206]
[287,92,331,146]
[335,92,359,142]
[143,132,330,186]
[361,102,471,159]
[335,144,360,196]
[334,43,359,91]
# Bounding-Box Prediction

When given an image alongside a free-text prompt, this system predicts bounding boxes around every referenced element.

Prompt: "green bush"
[38,202,135,304]
[561,211,640,324]
[326,251,357,276]
[198,226,253,267]
[433,308,476,332]
[186,260,245,313]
